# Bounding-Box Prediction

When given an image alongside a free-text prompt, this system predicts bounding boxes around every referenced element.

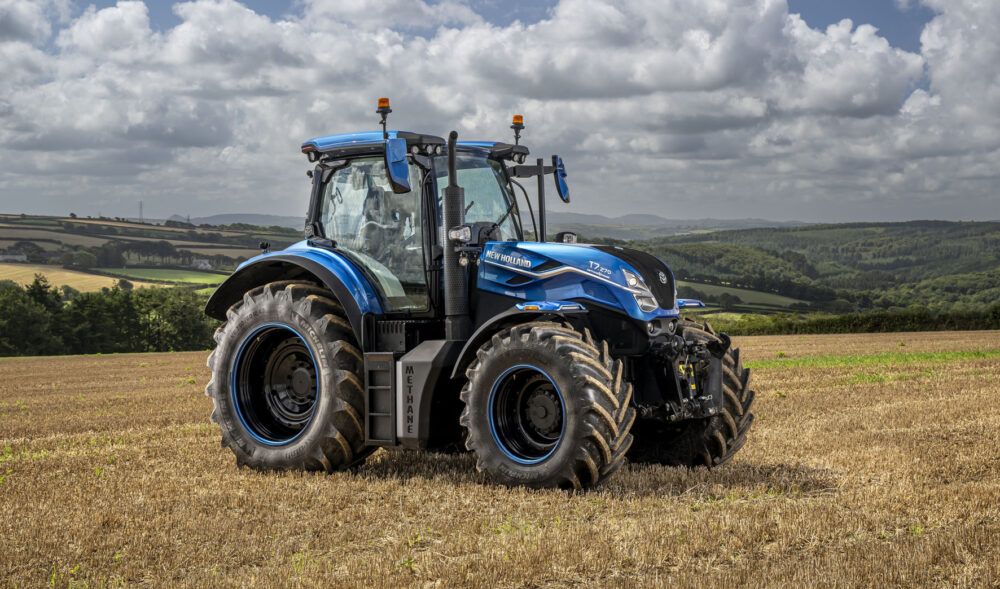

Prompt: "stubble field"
[1,331,998,587]
[0,264,159,292]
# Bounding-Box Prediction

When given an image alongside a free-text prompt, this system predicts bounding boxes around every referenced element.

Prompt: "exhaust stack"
[443,131,471,340]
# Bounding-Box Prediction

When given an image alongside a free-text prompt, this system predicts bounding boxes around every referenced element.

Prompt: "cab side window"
[319,157,427,311]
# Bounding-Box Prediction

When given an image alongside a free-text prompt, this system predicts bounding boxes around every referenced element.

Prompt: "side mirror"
[384,138,411,194]
[552,155,569,203]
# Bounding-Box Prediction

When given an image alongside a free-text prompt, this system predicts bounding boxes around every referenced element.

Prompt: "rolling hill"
[631,221,1000,312]
[3,213,998,315]
[545,211,809,240]
[0,214,298,290]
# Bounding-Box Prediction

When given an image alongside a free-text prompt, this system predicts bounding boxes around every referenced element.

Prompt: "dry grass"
[0,263,159,291]
[1,331,998,587]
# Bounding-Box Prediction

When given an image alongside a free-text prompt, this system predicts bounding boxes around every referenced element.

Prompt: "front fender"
[205,245,383,340]
[450,301,588,380]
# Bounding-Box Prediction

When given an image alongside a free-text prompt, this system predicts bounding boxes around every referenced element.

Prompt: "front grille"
[593,245,676,310]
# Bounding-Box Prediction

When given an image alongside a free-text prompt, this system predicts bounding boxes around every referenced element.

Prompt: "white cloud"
[0,0,69,43]
[301,0,483,30]
[777,17,924,117]
[0,0,997,222]
[56,1,154,61]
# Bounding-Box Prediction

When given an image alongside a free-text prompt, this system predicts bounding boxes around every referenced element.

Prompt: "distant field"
[180,247,260,258]
[0,223,215,249]
[50,217,245,237]
[0,239,59,252]
[95,267,227,285]
[0,225,255,253]
[0,227,109,247]
[105,234,212,247]
[676,279,804,307]
[1,331,998,586]
[0,263,158,291]
[0,217,290,264]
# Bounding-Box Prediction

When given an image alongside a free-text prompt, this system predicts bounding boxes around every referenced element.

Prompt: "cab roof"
[301,131,526,152]
[300,131,530,164]
[301,130,442,153]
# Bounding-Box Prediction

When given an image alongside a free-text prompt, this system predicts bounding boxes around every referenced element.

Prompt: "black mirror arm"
[509,178,537,241]
[535,158,546,243]
[511,161,558,242]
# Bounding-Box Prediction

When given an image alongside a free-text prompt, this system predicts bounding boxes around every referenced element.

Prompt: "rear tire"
[460,322,634,489]
[628,320,755,468]
[205,281,371,472]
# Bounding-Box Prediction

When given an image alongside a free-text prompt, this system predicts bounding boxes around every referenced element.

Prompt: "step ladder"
[363,353,396,446]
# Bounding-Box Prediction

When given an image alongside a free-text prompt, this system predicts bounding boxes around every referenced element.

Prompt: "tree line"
[700,305,1000,336]
[0,276,218,357]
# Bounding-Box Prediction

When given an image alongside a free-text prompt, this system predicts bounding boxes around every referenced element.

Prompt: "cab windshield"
[317,157,427,311]
[434,154,521,241]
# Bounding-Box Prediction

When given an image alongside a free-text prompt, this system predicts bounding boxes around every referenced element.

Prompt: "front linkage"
[644,324,732,423]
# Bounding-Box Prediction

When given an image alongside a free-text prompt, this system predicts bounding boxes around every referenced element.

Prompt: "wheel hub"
[290,366,315,400]
[525,390,560,435]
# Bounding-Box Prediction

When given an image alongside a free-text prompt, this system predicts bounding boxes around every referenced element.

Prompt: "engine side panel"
[476,241,680,324]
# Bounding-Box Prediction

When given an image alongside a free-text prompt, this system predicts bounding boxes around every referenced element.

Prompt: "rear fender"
[450,301,588,380]
[205,249,383,341]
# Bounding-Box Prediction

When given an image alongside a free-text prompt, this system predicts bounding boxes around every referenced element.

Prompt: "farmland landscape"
[3,1,1000,587]
[5,213,1000,318]
[2,331,998,587]
[0,214,293,292]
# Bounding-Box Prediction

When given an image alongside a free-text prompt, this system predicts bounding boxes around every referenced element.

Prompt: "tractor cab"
[298,108,539,322]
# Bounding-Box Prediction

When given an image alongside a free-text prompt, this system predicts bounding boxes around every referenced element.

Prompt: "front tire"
[460,322,635,489]
[205,281,370,472]
[628,320,755,468]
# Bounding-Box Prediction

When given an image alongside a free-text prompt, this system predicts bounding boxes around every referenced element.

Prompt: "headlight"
[622,269,658,312]
[448,225,472,243]
[634,294,658,312]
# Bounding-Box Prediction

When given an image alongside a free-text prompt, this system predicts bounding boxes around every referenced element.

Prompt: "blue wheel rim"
[230,323,319,446]
[487,364,566,465]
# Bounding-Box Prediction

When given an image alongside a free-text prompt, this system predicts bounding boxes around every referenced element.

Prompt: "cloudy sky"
[0,0,997,223]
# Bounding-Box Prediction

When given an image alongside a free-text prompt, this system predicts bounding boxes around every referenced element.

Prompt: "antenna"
[377,97,392,139]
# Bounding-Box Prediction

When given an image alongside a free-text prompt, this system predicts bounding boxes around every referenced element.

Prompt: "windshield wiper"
[495,198,515,229]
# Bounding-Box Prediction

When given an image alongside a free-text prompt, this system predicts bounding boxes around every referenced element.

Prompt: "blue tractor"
[204,99,754,489]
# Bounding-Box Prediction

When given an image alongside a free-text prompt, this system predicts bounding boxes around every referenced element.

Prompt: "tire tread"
[204,281,371,473]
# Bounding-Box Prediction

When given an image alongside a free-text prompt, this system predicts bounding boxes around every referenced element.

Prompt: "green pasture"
[96,268,227,285]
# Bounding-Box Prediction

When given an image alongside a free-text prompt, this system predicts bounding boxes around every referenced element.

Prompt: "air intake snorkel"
[443,131,471,340]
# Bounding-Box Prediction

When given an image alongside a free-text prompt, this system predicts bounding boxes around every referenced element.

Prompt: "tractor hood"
[477,241,679,321]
